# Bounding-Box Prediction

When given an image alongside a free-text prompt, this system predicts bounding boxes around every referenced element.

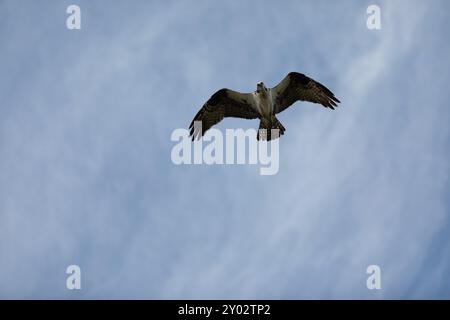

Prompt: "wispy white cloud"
[0,0,449,298]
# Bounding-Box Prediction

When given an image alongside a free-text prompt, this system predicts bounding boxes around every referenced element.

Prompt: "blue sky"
[0,0,449,299]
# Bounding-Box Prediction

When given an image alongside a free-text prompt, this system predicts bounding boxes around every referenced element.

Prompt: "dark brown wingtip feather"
[190,130,199,141]
[188,88,229,137]
[325,92,340,109]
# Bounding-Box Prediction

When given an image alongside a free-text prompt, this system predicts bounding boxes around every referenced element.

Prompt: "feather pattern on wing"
[189,89,259,140]
[272,72,340,114]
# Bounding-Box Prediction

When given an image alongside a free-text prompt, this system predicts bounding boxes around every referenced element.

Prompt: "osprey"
[189,72,340,140]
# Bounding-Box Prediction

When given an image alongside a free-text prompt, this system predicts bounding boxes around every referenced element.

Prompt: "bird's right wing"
[189,89,259,140]
[272,72,340,114]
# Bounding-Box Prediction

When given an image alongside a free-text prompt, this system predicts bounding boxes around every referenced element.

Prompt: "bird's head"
[256,82,267,93]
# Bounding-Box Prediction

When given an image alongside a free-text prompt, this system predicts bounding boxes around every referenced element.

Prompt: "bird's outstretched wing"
[272,72,340,114]
[189,88,259,140]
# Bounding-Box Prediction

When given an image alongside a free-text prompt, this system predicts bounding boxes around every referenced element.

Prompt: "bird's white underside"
[252,89,276,119]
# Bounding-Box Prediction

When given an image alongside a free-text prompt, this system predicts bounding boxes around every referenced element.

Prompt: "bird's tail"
[257,116,285,141]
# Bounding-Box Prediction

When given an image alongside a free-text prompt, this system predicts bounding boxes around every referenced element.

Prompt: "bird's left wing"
[271,72,340,114]
[189,88,259,140]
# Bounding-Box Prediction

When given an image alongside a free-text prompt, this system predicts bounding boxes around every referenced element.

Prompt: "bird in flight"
[189,72,340,140]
